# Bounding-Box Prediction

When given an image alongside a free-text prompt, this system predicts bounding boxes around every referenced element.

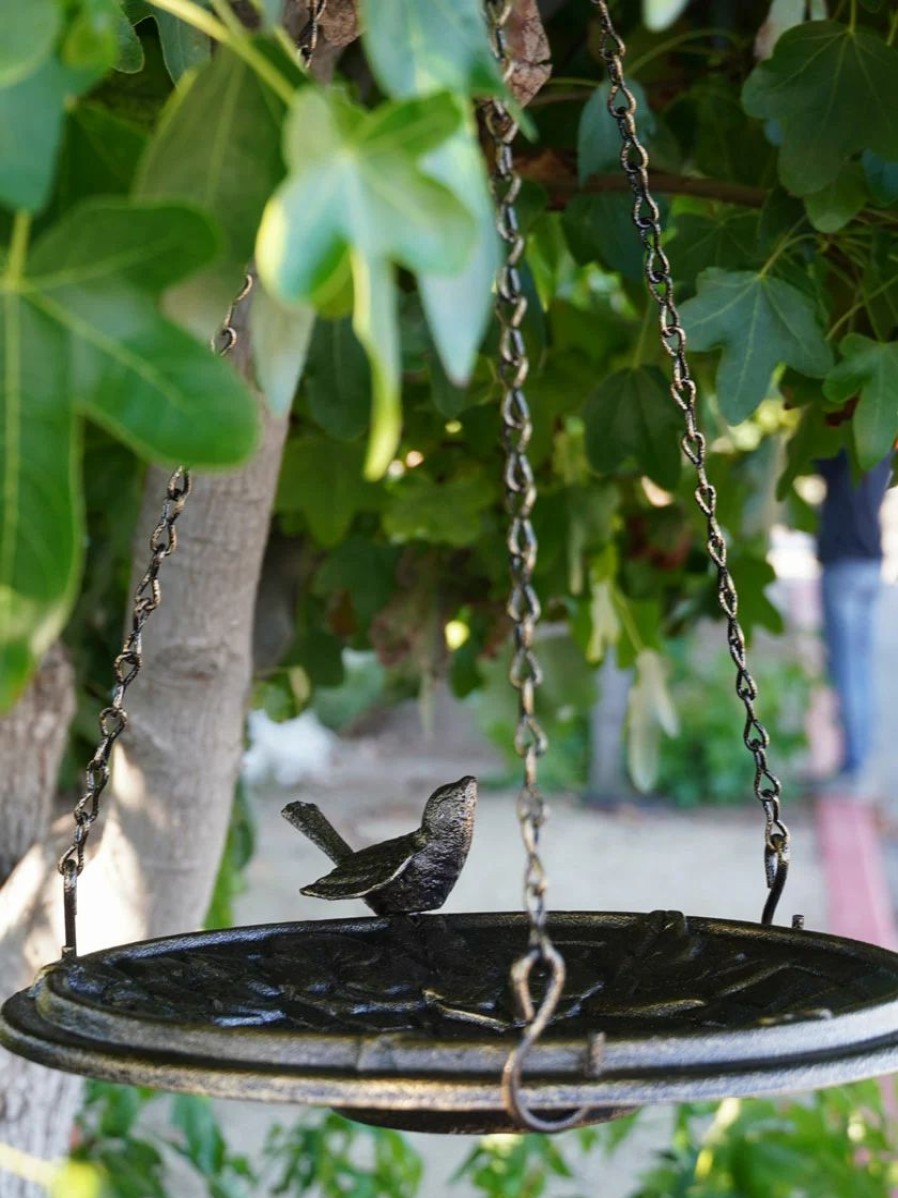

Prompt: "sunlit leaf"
[360,0,501,99]
[257,88,475,477]
[50,1161,105,1198]
[626,648,679,792]
[642,0,690,31]
[136,44,291,340]
[418,125,500,385]
[586,577,620,663]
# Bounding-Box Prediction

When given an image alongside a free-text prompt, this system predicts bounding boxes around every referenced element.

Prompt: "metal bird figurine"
[281,776,478,915]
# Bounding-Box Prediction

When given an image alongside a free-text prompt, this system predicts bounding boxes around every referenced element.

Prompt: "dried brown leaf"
[506,0,552,105]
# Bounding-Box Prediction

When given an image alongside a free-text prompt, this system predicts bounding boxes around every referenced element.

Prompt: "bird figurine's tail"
[281,801,352,864]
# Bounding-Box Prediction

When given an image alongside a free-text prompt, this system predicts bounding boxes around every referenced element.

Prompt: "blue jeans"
[820,559,882,775]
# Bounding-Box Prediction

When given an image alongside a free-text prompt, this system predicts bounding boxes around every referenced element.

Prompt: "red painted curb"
[815,796,898,951]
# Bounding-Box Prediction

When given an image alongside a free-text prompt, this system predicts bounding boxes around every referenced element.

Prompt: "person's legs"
[820,559,882,777]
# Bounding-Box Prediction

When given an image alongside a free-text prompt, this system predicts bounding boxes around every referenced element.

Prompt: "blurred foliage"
[11,0,892,786]
[655,634,812,807]
[56,1080,897,1198]
[628,1083,898,1198]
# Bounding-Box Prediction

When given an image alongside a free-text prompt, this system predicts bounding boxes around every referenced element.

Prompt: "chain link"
[57,276,254,957]
[484,0,593,1134]
[591,1,789,925]
[298,0,327,67]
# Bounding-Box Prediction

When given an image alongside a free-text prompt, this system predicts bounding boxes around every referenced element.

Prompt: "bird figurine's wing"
[301,836,416,900]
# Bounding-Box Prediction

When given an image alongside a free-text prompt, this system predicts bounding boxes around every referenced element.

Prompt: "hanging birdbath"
[4,0,898,1137]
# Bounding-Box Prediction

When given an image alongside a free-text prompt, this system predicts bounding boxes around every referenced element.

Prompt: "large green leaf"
[0,56,103,212]
[0,0,59,86]
[679,268,833,423]
[583,366,682,490]
[742,21,898,195]
[257,88,475,478]
[0,200,259,707]
[249,286,315,416]
[277,438,376,546]
[417,125,500,386]
[360,0,501,99]
[0,0,128,211]
[115,13,145,73]
[59,0,122,71]
[52,103,147,215]
[690,75,776,187]
[136,44,290,340]
[0,297,80,709]
[122,0,209,82]
[804,162,867,233]
[823,334,898,467]
[669,210,760,292]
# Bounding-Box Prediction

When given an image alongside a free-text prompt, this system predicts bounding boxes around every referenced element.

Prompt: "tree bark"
[80,315,290,950]
[0,648,80,1198]
[0,296,289,1193]
[0,646,74,885]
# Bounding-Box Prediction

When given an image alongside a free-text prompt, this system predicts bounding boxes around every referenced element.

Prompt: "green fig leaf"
[679,268,832,423]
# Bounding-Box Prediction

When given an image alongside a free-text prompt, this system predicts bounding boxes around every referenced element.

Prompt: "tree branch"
[518,163,769,210]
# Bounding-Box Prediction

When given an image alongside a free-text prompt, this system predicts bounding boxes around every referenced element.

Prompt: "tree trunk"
[0,298,289,1192]
[80,318,290,950]
[0,648,80,1198]
[0,645,74,885]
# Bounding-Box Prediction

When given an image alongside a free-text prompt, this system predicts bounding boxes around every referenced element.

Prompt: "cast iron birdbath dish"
[6,909,898,1133]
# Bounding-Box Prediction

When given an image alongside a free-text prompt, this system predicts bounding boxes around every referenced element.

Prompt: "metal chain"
[298,0,327,67]
[57,276,253,958]
[591,1,789,925]
[56,0,328,958]
[484,0,593,1134]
